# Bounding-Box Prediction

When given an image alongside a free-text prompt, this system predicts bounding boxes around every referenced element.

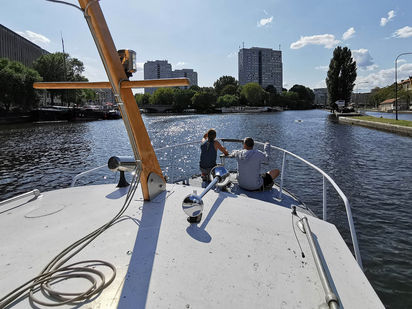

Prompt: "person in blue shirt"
[231,137,279,191]
[199,129,229,181]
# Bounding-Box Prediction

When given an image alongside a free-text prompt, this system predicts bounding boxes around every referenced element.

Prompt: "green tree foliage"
[216,94,239,107]
[0,58,42,112]
[192,90,216,113]
[221,84,238,96]
[326,46,357,107]
[265,85,277,94]
[289,84,315,109]
[150,88,175,105]
[173,88,195,112]
[135,93,151,106]
[214,76,239,96]
[240,83,265,106]
[33,52,86,106]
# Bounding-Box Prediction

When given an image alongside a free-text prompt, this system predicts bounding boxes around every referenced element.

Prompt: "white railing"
[70,164,107,187]
[154,138,362,269]
[0,189,41,207]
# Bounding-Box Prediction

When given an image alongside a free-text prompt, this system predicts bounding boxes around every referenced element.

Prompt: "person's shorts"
[200,167,212,176]
[261,173,274,188]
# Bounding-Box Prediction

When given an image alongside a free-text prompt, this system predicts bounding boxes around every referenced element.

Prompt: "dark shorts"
[262,173,273,187]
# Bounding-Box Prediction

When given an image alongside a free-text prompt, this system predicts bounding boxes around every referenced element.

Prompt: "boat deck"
[0,183,383,308]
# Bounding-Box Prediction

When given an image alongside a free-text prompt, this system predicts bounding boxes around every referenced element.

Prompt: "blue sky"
[2,0,412,93]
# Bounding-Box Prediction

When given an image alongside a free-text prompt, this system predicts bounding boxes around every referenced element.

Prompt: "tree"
[0,58,41,112]
[135,93,151,106]
[221,84,238,96]
[326,46,357,107]
[192,90,216,113]
[150,88,174,105]
[173,88,195,112]
[33,52,86,106]
[265,85,277,94]
[289,84,315,109]
[213,76,238,95]
[240,83,264,106]
[216,94,239,107]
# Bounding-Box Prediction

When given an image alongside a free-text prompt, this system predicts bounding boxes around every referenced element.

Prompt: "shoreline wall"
[339,117,412,137]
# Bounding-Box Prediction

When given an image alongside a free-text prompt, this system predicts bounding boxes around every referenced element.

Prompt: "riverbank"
[339,115,412,137]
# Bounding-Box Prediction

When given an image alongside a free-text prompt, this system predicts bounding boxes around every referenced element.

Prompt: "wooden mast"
[75,0,166,200]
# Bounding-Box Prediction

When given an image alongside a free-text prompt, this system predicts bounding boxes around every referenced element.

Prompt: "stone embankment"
[339,117,412,137]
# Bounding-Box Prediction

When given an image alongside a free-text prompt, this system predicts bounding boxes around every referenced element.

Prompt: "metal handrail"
[71,164,107,187]
[301,217,340,308]
[154,138,362,269]
[0,189,41,207]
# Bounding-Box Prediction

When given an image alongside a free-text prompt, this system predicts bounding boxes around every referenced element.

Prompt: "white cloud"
[175,61,186,67]
[16,30,50,47]
[357,62,412,89]
[227,52,237,58]
[315,65,329,71]
[342,27,355,40]
[392,26,412,38]
[290,34,340,49]
[352,49,377,70]
[257,16,273,27]
[380,10,395,26]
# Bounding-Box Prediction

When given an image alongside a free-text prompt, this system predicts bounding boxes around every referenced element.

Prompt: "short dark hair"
[243,137,254,148]
[207,129,216,140]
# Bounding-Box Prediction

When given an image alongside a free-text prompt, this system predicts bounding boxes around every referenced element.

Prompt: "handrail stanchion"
[171,147,175,183]
[278,152,286,199]
[323,176,327,221]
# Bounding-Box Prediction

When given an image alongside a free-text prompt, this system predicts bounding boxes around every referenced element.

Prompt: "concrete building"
[0,24,49,67]
[144,60,198,94]
[143,60,172,94]
[172,69,198,89]
[313,88,328,107]
[238,47,283,93]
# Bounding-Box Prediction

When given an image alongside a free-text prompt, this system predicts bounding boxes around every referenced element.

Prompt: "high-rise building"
[144,60,198,94]
[143,60,172,94]
[172,69,198,89]
[238,47,282,93]
[0,24,49,67]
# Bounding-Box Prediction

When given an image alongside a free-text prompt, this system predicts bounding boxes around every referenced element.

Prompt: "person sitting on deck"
[231,137,280,191]
[199,129,229,181]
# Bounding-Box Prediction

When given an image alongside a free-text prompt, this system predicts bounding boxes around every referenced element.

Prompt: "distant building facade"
[172,69,198,89]
[238,47,283,93]
[95,89,115,106]
[313,88,328,107]
[144,60,198,94]
[0,24,49,67]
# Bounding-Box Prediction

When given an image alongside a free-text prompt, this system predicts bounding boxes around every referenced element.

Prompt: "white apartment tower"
[238,47,283,93]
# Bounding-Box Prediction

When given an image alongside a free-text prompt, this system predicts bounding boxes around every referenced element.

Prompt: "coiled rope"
[0,169,140,308]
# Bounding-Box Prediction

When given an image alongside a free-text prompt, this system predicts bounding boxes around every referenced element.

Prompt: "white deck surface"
[0,183,383,308]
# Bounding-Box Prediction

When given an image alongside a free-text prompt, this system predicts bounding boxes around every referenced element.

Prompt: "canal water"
[0,109,411,308]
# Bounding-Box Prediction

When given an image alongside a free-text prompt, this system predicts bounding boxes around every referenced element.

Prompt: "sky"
[2,0,412,93]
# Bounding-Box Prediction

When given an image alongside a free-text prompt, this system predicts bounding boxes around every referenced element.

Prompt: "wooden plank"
[33,78,189,90]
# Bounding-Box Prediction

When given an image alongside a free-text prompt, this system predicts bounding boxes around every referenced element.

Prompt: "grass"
[352,116,412,127]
